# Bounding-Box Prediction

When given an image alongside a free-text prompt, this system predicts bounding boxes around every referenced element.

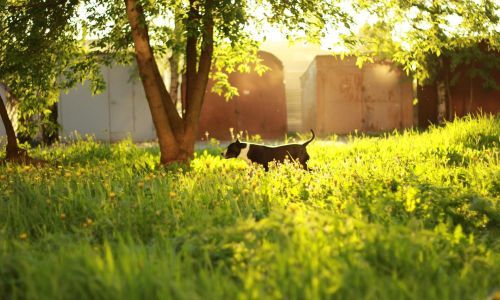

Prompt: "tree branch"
[185,0,214,129]
[184,0,199,116]
[155,64,184,135]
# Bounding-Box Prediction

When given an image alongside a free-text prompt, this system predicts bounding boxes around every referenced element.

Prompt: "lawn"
[0,115,499,300]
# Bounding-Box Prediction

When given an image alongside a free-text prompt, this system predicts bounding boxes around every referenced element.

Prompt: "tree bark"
[0,91,21,158]
[153,62,184,139]
[443,60,453,121]
[436,80,446,124]
[445,81,453,120]
[184,0,198,117]
[436,57,448,124]
[169,55,180,106]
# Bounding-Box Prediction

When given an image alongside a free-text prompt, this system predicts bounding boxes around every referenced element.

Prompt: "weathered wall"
[362,63,414,131]
[302,56,413,135]
[316,56,363,134]
[300,59,317,132]
[199,51,287,140]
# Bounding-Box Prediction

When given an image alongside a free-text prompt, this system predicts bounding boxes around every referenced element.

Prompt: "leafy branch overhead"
[82,0,354,100]
[0,0,105,147]
[343,0,499,84]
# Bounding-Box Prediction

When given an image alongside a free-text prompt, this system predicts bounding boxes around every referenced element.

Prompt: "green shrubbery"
[0,115,499,299]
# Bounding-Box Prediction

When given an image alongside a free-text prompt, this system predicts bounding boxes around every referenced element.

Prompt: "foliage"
[339,0,499,84]
[446,44,500,90]
[82,0,351,100]
[0,0,104,141]
[0,115,498,299]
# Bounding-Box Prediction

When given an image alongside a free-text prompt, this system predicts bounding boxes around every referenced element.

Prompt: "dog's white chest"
[237,147,252,164]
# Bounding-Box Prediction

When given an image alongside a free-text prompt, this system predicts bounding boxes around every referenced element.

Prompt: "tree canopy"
[0,0,104,140]
[339,0,499,84]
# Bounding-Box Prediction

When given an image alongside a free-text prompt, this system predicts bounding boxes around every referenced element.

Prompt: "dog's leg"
[300,153,310,171]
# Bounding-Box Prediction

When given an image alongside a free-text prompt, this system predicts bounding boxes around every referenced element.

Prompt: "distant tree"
[84,0,349,165]
[0,0,103,162]
[337,0,499,122]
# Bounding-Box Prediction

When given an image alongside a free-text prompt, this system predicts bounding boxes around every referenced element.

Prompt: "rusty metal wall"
[301,56,413,135]
[199,51,287,140]
[417,61,500,128]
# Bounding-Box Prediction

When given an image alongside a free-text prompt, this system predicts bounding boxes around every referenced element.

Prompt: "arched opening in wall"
[199,51,287,141]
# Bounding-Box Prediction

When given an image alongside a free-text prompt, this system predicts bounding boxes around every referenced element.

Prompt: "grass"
[0,115,499,300]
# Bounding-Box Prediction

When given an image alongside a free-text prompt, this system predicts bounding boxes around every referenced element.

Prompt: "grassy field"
[0,115,499,300]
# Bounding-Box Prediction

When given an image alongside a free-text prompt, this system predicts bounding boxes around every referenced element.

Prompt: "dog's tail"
[302,129,315,147]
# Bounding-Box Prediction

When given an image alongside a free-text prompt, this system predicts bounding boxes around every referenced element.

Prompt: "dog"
[222,130,315,171]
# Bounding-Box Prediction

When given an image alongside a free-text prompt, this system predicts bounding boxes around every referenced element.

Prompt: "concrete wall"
[302,56,413,135]
[59,65,156,142]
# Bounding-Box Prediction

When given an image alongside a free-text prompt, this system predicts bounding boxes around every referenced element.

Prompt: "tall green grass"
[0,115,499,299]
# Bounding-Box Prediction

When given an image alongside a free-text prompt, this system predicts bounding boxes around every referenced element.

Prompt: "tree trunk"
[125,0,214,165]
[0,92,19,157]
[0,86,46,165]
[125,0,184,164]
[436,81,446,124]
[0,88,26,159]
[436,58,448,124]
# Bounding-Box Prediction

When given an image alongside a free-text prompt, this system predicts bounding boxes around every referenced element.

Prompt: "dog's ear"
[235,138,246,148]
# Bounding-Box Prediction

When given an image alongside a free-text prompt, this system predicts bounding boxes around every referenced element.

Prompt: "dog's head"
[221,139,248,159]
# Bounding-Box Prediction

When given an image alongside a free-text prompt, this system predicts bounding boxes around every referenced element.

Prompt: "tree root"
[1,148,48,166]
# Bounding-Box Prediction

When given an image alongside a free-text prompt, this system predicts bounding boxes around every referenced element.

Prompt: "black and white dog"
[222,130,315,171]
